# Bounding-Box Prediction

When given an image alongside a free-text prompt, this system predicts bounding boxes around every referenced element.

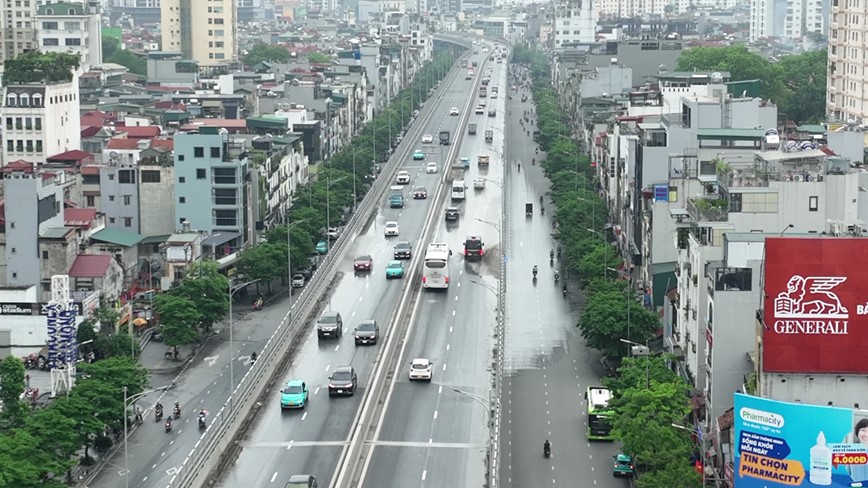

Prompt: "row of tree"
[0,356,149,487]
[233,50,457,289]
[514,43,701,487]
[242,42,335,67]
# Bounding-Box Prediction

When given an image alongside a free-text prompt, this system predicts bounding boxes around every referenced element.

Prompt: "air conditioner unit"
[793,174,804,182]
[830,222,842,236]
[807,172,818,182]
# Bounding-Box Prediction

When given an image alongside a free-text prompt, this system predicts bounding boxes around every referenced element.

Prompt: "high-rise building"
[160,0,237,65]
[552,0,595,48]
[2,75,82,166]
[827,0,866,122]
[0,0,52,70]
[750,0,827,42]
[35,1,103,70]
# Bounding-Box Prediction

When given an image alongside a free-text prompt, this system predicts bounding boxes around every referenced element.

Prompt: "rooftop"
[69,255,113,278]
[91,228,144,247]
[64,208,97,228]
[40,227,75,239]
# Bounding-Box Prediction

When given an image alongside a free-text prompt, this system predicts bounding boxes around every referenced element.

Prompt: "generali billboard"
[763,237,868,374]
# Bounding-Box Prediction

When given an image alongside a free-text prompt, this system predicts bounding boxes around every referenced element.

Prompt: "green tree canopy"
[243,42,291,66]
[675,45,784,101]
[0,357,27,428]
[106,49,146,76]
[307,51,332,64]
[169,261,229,330]
[3,51,80,85]
[577,288,658,359]
[778,50,828,123]
[154,294,201,347]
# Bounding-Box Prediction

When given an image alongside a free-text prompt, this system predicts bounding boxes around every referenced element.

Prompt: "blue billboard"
[735,393,868,487]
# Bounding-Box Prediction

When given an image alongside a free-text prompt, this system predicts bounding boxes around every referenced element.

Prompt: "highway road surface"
[217,47,498,488]
[498,67,628,488]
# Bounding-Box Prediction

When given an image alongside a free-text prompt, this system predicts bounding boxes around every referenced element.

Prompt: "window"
[15,140,23,152]
[5,117,11,130]
[809,196,819,211]
[5,94,16,107]
[179,176,186,183]
[179,196,186,203]
[24,117,31,129]
[213,167,236,184]
[63,21,79,30]
[41,21,57,29]
[141,170,160,183]
[10,247,15,254]
[108,195,115,202]
[109,217,115,224]
[196,168,207,179]
[34,117,41,130]
[64,38,81,46]
[210,147,221,158]
[119,170,135,184]
[35,140,42,153]
[214,188,236,205]
[6,140,12,152]
[123,217,132,227]
[194,147,204,158]
[123,195,131,205]
[42,250,48,259]
[86,195,95,206]
[214,209,237,226]
[25,140,33,152]
[15,117,21,129]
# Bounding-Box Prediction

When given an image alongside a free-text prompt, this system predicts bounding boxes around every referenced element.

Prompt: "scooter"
[198,415,206,430]
[165,420,172,433]
[544,445,552,458]
[563,285,568,297]
[155,408,163,422]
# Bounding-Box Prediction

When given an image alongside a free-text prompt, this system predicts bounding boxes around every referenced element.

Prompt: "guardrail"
[330,53,484,488]
[171,53,469,488]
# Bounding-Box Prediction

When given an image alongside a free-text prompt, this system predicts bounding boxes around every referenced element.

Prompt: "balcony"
[687,196,728,222]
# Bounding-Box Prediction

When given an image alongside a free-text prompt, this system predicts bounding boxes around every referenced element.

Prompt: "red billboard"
[763,237,868,373]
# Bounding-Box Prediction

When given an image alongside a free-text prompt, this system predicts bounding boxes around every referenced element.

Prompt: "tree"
[0,428,72,488]
[675,44,785,104]
[307,51,332,64]
[603,355,682,395]
[0,357,28,428]
[576,242,621,286]
[578,288,658,359]
[778,50,828,123]
[154,294,201,347]
[102,36,120,59]
[170,261,228,330]
[636,460,702,488]
[106,49,146,76]
[24,407,81,466]
[93,305,120,332]
[235,242,285,292]
[3,51,80,85]
[243,42,291,66]
[610,381,693,471]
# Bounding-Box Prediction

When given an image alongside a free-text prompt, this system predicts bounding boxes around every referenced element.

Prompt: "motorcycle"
[198,415,206,430]
[541,207,545,216]
[550,257,554,266]
[155,407,163,422]
[173,405,181,420]
[532,266,538,279]
[250,351,258,364]
[544,443,552,458]
[554,271,560,282]
[563,285,568,297]
[165,420,172,433]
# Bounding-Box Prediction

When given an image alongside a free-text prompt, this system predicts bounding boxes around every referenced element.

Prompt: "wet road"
[360,49,508,488]
[498,72,628,487]
[217,49,495,488]
[87,296,297,488]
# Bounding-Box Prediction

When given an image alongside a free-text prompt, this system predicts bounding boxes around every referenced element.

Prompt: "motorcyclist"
[554,270,560,282]
[532,265,538,278]
[541,206,545,216]
[563,284,568,296]
[197,410,207,428]
[165,417,173,432]
[173,401,181,419]
[544,439,552,456]
[539,195,544,205]
[557,246,562,257]
[550,249,554,260]
[531,158,535,165]
[251,351,258,363]
[517,162,521,172]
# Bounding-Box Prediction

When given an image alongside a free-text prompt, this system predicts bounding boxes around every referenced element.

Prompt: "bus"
[586,386,616,440]
[422,243,450,289]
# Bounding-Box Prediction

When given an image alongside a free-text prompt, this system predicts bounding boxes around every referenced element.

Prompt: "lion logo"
[774,275,848,318]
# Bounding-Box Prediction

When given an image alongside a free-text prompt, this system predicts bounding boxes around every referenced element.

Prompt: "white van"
[451,180,466,201]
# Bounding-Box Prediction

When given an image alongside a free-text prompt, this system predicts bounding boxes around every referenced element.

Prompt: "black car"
[316,311,343,340]
[328,366,358,396]
[445,207,460,221]
[393,241,412,259]
[354,320,379,345]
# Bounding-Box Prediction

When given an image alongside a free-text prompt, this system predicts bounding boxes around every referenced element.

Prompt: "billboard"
[762,238,868,373]
[735,393,868,488]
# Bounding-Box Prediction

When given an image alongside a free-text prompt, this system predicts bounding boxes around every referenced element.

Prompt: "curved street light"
[123,385,170,488]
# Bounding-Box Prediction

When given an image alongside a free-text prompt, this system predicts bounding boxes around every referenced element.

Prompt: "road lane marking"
[335,345,340,352]
[452,310,456,316]
[454,295,458,301]
[314,386,321,395]
[433,410,438,419]
[325,365,331,372]
[442,364,447,371]
[270,472,278,482]
[301,412,308,421]
[422,470,427,480]
[449,326,453,333]
[438,385,442,394]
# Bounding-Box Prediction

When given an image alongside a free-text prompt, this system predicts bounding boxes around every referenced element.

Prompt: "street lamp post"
[286,218,311,301]
[620,338,650,388]
[228,278,260,413]
[325,175,351,248]
[123,385,169,488]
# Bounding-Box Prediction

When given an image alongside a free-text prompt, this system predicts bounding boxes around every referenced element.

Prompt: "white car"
[449,107,459,116]
[396,171,411,184]
[384,221,400,237]
[291,274,306,288]
[426,162,438,174]
[409,358,433,381]
[475,106,484,114]
[474,178,486,189]
[421,134,434,144]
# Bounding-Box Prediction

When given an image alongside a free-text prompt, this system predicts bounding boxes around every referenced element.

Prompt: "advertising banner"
[45,302,78,370]
[735,393,868,487]
[762,237,868,373]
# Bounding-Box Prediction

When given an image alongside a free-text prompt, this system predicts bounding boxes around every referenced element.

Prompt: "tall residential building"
[750,0,827,42]
[173,127,251,247]
[2,76,82,166]
[35,1,103,70]
[827,0,865,122]
[0,0,45,69]
[160,0,237,65]
[552,0,594,48]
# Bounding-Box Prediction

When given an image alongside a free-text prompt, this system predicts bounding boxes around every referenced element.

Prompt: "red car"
[413,187,428,199]
[354,255,373,271]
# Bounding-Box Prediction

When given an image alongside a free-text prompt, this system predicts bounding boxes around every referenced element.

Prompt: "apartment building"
[160,0,237,66]
[35,1,102,70]
[827,0,868,122]
[552,0,595,48]
[0,0,42,71]
[2,76,81,166]
[173,127,252,249]
[751,0,827,42]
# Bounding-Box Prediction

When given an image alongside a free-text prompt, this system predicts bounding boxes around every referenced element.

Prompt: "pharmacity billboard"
[735,393,868,487]
[762,237,868,374]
